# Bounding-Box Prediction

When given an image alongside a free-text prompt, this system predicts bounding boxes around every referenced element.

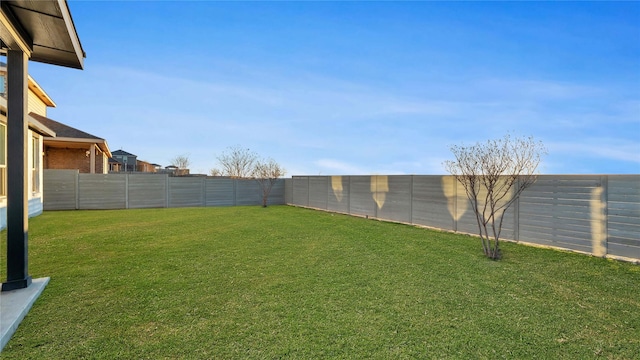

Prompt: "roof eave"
[27,114,56,137]
[1,0,85,70]
[45,136,112,158]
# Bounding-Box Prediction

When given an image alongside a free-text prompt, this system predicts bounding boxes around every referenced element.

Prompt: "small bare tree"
[252,158,286,207]
[171,154,190,169]
[216,146,258,178]
[444,134,546,260]
[209,168,222,177]
[171,154,191,176]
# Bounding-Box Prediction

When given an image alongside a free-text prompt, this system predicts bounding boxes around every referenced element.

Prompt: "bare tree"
[209,168,222,177]
[171,154,191,176]
[444,134,546,260]
[215,146,258,178]
[252,158,286,207]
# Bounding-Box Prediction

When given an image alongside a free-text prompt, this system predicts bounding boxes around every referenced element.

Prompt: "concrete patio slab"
[0,277,50,352]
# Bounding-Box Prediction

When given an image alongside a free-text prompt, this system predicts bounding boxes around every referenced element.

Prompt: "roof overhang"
[0,0,85,69]
[0,65,57,107]
[28,75,56,107]
[27,114,56,137]
[44,137,112,158]
[0,96,57,136]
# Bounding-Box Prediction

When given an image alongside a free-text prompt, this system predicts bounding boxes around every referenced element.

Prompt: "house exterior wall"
[111,152,137,172]
[0,71,53,229]
[44,145,110,174]
[136,161,156,173]
[96,151,108,174]
[0,128,43,230]
[27,91,47,117]
[45,146,92,173]
[109,162,121,172]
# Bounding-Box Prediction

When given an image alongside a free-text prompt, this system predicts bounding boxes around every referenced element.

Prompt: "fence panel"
[292,176,309,207]
[78,174,126,210]
[284,178,293,205]
[327,176,350,214]
[349,176,376,217]
[43,169,78,210]
[455,181,483,236]
[169,177,204,208]
[128,174,167,209]
[411,176,455,231]
[308,176,329,210]
[266,179,286,206]
[518,176,601,254]
[205,178,235,206]
[607,175,640,259]
[377,175,412,224]
[235,180,261,206]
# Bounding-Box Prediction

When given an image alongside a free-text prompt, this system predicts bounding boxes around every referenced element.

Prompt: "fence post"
[410,175,414,225]
[233,179,237,206]
[373,176,378,219]
[453,176,458,232]
[165,175,170,208]
[309,176,312,207]
[125,173,129,209]
[75,171,79,210]
[601,175,609,256]
[347,176,352,215]
[326,175,330,211]
[514,177,520,242]
[202,177,206,207]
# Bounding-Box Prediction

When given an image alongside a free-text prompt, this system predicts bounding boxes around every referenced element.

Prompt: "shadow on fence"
[284,175,640,261]
[44,170,639,261]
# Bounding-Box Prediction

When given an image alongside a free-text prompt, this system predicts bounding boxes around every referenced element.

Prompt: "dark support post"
[2,49,31,292]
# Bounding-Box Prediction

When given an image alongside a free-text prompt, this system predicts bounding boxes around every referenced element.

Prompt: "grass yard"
[1,205,638,359]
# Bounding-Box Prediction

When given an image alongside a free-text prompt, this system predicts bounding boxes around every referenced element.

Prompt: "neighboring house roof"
[112,149,136,157]
[30,112,112,157]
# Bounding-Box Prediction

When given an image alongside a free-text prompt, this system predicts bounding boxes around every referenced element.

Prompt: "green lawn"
[1,206,638,359]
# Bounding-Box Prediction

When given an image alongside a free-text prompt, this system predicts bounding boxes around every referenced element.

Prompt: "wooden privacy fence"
[285,175,640,261]
[43,170,285,210]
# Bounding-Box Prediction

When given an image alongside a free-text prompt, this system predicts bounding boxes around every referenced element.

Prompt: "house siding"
[0,185,43,230]
[0,126,44,230]
[27,91,47,117]
[0,71,56,230]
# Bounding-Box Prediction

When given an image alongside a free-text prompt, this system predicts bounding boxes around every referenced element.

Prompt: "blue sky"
[26,1,640,175]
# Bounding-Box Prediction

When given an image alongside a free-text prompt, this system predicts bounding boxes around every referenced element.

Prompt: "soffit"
[0,0,85,69]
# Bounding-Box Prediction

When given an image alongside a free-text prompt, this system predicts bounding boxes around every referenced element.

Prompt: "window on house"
[32,135,40,193]
[0,74,5,97]
[0,123,5,197]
